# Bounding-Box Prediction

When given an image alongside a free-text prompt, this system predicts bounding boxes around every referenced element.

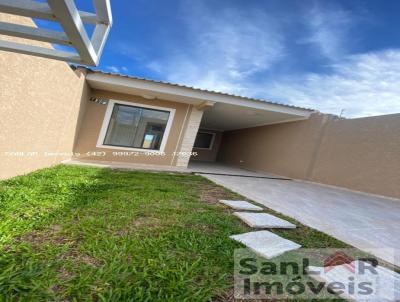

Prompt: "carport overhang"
[85,70,316,131]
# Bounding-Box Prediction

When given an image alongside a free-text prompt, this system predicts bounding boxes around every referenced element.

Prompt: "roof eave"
[84,69,316,118]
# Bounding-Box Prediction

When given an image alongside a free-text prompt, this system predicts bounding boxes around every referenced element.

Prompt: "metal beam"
[93,0,112,25]
[0,0,112,66]
[47,0,97,65]
[0,40,81,63]
[91,23,109,57]
[0,0,98,24]
[91,0,112,58]
[0,21,70,45]
[79,11,99,24]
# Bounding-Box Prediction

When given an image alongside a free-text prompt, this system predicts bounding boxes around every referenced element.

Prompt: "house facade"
[1,13,399,199]
[73,68,314,169]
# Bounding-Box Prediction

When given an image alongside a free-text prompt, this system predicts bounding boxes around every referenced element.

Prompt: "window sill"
[96,143,165,154]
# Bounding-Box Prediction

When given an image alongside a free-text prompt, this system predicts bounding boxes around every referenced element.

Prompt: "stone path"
[222,199,300,258]
[219,200,263,211]
[230,230,301,259]
[205,169,400,267]
[233,212,296,229]
[308,260,400,301]
[222,197,400,301]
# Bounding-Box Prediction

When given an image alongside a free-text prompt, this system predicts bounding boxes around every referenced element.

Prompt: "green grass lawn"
[0,165,348,301]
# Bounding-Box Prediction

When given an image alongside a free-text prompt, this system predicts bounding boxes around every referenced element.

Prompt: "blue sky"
[41,0,400,117]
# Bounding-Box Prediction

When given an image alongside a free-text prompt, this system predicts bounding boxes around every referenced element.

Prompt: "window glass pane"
[103,103,170,150]
[194,132,214,149]
[104,105,141,147]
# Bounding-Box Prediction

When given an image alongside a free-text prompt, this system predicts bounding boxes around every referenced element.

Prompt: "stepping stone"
[230,230,301,259]
[219,200,263,211]
[233,212,296,229]
[307,260,400,301]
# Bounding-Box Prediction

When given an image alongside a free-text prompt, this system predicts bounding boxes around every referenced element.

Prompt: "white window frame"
[193,131,216,150]
[96,99,176,153]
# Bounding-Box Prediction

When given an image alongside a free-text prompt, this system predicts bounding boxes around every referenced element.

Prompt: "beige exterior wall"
[0,14,204,172]
[73,90,202,167]
[309,114,400,198]
[0,13,90,179]
[218,113,329,179]
[218,113,400,199]
[192,129,223,162]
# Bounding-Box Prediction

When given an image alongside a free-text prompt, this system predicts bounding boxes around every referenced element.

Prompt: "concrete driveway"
[189,162,400,266]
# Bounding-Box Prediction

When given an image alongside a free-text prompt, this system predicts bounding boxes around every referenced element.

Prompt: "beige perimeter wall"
[0,13,90,179]
[218,113,400,199]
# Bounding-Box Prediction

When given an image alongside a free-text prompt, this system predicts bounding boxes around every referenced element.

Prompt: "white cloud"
[147,3,400,117]
[119,2,400,118]
[149,3,285,94]
[299,4,353,60]
[263,50,400,117]
[105,65,129,74]
[146,61,163,74]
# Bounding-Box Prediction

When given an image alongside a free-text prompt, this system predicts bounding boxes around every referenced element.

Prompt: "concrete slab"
[308,261,400,301]
[230,230,301,259]
[220,200,263,211]
[198,163,400,266]
[188,161,277,177]
[234,212,296,229]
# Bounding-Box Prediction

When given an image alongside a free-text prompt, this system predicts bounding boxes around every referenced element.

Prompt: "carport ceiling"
[201,103,310,131]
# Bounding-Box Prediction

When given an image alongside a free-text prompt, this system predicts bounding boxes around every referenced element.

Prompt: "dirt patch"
[17,225,75,248]
[18,225,102,268]
[59,249,103,267]
[115,216,164,236]
[132,216,161,228]
[184,223,217,234]
[199,183,237,204]
[57,267,73,281]
[213,288,235,302]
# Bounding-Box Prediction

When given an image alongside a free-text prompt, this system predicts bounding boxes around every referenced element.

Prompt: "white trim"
[193,131,216,150]
[96,99,176,153]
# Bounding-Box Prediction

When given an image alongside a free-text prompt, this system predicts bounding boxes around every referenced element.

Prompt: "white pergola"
[0,0,112,66]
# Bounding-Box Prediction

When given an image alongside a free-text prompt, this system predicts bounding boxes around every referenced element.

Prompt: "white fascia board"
[86,73,315,117]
